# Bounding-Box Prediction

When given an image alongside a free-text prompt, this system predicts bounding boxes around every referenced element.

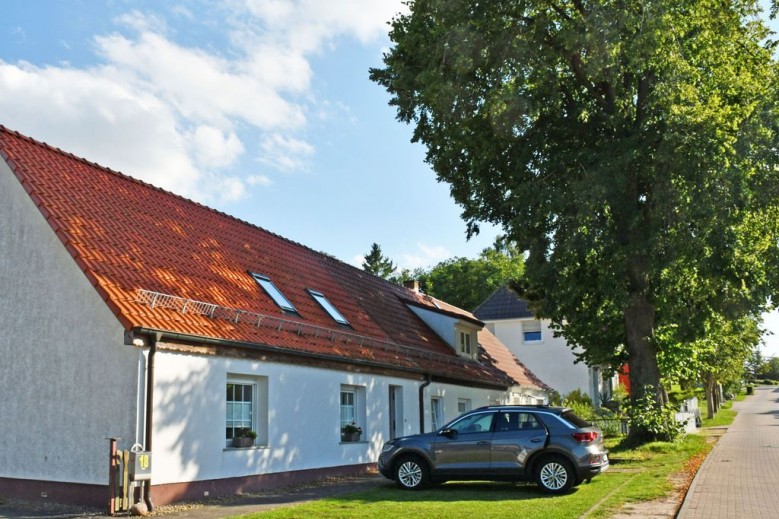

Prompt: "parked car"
[378,405,609,494]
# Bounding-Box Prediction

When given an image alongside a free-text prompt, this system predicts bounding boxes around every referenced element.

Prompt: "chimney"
[404,279,420,293]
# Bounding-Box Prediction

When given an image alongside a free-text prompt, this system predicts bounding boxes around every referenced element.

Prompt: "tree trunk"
[705,374,717,420]
[625,290,661,443]
[625,292,661,399]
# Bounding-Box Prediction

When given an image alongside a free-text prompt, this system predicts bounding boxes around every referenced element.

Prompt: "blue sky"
[2,0,778,357]
[0,0,502,272]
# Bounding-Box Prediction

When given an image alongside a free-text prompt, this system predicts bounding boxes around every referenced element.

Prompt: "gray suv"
[378,405,609,494]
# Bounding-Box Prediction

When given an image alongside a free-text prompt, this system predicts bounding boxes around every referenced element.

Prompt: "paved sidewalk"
[678,386,779,519]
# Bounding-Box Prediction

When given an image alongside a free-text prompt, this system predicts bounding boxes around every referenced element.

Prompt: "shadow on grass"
[333,480,578,505]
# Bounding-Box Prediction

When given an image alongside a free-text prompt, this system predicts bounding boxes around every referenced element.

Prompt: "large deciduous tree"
[372,0,779,430]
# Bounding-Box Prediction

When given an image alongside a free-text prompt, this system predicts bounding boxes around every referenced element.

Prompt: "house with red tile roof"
[0,126,548,507]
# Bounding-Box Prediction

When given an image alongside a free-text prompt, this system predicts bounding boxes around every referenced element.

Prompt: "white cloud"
[350,254,365,268]
[259,134,315,171]
[0,0,406,204]
[189,125,244,169]
[114,10,168,34]
[399,244,451,270]
[247,174,273,186]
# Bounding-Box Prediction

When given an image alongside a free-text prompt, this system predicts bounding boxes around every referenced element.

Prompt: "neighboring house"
[0,126,549,507]
[474,285,614,405]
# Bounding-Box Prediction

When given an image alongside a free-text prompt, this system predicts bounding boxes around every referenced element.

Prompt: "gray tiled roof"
[473,285,535,320]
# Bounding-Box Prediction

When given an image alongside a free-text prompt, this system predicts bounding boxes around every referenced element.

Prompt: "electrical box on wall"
[128,451,152,481]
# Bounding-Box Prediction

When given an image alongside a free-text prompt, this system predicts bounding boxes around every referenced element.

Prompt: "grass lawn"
[231,435,711,519]
[699,394,740,428]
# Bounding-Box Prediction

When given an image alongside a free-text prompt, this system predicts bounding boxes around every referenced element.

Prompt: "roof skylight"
[308,290,349,325]
[251,273,296,313]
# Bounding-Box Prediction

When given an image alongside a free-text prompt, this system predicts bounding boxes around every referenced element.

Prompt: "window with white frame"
[339,384,366,438]
[455,326,477,359]
[431,397,444,431]
[459,331,472,355]
[340,389,355,426]
[457,398,471,414]
[522,321,542,343]
[226,376,268,447]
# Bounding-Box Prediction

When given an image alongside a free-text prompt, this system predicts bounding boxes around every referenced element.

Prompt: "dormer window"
[250,273,296,313]
[456,326,478,359]
[459,331,472,355]
[308,289,349,325]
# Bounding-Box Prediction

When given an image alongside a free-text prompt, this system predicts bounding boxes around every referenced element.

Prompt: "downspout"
[143,332,159,512]
[418,374,432,434]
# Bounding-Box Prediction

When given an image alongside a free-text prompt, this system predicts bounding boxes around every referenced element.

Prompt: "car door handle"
[531,438,543,443]
[477,441,490,445]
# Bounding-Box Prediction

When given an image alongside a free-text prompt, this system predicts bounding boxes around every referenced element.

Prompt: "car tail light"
[573,431,598,443]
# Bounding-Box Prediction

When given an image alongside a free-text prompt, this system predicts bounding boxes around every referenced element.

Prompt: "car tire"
[535,455,575,494]
[394,455,430,490]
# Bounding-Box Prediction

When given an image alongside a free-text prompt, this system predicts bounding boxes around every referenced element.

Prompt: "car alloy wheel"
[536,456,574,494]
[395,456,429,490]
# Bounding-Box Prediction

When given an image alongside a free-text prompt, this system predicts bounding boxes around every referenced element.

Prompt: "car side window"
[518,413,543,430]
[495,412,543,432]
[448,412,495,434]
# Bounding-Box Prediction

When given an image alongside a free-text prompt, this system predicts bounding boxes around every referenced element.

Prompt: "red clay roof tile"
[0,125,544,390]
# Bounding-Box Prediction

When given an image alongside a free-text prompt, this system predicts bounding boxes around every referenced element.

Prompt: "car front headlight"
[381,441,396,453]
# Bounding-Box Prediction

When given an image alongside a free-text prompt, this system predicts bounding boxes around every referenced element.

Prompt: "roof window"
[308,289,349,325]
[251,273,296,313]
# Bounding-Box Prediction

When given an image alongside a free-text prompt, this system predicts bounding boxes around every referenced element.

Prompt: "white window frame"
[340,384,367,440]
[457,398,472,415]
[522,320,542,343]
[454,324,478,359]
[340,388,355,427]
[226,375,268,448]
[431,397,444,431]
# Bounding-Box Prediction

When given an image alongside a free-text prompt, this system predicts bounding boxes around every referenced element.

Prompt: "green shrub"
[624,385,685,444]
[563,388,593,406]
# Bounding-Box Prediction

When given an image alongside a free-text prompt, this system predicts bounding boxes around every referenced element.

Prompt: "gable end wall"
[0,159,140,486]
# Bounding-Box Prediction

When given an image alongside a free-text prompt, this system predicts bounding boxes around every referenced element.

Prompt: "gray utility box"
[128,451,152,481]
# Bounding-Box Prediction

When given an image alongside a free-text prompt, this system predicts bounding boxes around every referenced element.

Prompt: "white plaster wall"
[489,318,592,398]
[423,382,507,432]
[151,349,506,484]
[0,160,140,484]
[407,306,458,350]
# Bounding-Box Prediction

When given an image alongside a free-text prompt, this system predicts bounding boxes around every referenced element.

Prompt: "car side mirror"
[439,428,457,438]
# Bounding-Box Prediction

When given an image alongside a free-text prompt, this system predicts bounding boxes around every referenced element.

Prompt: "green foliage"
[756,357,779,380]
[562,388,593,407]
[416,238,525,311]
[623,386,685,445]
[371,0,779,439]
[361,243,396,280]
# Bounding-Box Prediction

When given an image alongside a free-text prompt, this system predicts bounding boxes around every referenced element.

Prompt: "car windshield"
[560,410,592,428]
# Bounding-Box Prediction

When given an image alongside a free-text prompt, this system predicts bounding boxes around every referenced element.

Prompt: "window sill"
[339,440,368,445]
[224,445,269,451]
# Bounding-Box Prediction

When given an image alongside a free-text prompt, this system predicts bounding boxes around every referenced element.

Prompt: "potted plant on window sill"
[232,428,257,448]
[341,422,362,442]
